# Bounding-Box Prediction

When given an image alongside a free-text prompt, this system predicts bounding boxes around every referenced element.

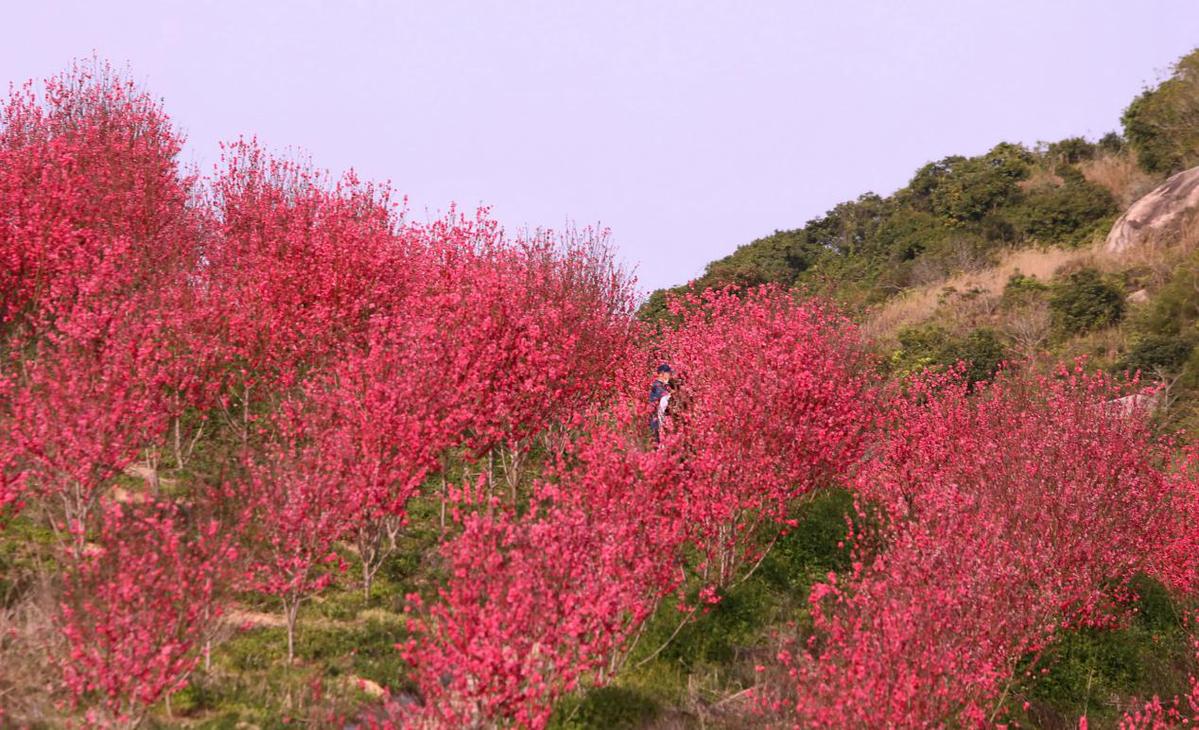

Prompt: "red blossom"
[762,366,1179,727]
[59,495,237,727]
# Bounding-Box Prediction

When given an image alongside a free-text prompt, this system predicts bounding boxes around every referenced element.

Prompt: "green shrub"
[221,628,285,672]
[1049,268,1125,335]
[1012,575,1194,728]
[758,488,855,592]
[551,685,660,729]
[1016,171,1116,245]
[1046,137,1098,165]
[1098,131,1125,155]
[1002,272,1050,306]
[1122,49,1199,174]
[1118,333,1194,375]
[947,328,1005,384]
[894,325,1005,385]
[917,144,1033,225]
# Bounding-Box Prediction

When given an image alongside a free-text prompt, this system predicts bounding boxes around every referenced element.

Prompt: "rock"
[1105,391,1164,416]
[1105,165,1199,254]
[353,676,387,698]
[1127,288,1150,304]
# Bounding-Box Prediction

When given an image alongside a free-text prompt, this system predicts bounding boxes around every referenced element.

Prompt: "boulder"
[1127,288,1150,304]
[1104,391,1164,416]
[1105,165,1199,254]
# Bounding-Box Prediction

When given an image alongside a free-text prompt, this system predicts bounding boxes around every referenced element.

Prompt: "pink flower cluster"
[761,367,1188,727]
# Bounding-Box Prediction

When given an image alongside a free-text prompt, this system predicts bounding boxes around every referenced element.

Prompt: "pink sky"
[3,1,1197,294]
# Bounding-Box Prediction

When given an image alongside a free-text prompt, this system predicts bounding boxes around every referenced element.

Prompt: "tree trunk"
[285,597,300,664]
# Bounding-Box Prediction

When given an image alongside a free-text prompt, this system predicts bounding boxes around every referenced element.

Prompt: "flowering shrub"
[761,366,1179,727]
[398,422,689,729]
[9,304,172,556]
[60,496,237,728]
[242,398,356,663]
[0,61,196,339]
[661,286,879,587]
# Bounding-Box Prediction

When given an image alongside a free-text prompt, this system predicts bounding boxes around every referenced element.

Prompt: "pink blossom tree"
[398,420,689,729]
[9,304,172,556]
[59,495,237,728]
[242,398,355,663]
[660,286,879,587]
[761,366,1178,727]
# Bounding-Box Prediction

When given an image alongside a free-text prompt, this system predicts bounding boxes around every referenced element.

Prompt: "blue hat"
[656,363,673,373]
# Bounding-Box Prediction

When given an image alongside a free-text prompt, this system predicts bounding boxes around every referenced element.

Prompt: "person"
[649,363,672,442]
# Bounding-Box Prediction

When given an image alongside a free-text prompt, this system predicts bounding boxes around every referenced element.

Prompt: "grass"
[863,245,1098,347]
[1004,575,1197,729]
[551,488,856,729]
[141,505,437,728]
[1079,152,1160,209]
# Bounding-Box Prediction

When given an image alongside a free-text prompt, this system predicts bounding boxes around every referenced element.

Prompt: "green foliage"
[1015,168,1117,245]
[893,324,1005,384]
[1118,333,1195,375]
[1008,575,1196,729]
[1123,49,1199,174]
[637,489,855,673]
[1049,268,1125,336]
[951,328,1006,383]
[654,585,771,669]
[1130,252,1199,339]
[596,488,855,721]
[550,686,660,729]
[894,324,953,374]
[1045,137,1098,165]
[757,488,855,592]
[802,194,892,258]
[1002,271,1050,304]
[221,628,286,673]
[1098,131,1125,155]
[637,288,672,324]
[163,664,341,729]
[0,515,55,608]
[921,143,1033,225]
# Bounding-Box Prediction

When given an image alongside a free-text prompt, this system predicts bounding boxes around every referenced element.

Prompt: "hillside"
[3,52,1199,730]
[642,52,1199,431]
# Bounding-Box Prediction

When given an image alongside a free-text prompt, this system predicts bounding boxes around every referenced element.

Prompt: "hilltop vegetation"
[645,49,1199,429]
[643,49,1199,320]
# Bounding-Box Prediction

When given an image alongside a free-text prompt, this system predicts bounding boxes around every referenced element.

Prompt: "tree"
[399,422,688,729]
[9,304,172,557]
[661,286,878,588]
[304,319,458,598]
[242,400,354,663]
[199,140,412,444]
[762,367,1178,727]
[423,224,638,460]
[0,60,196,342]
[1123,49,1199,174]
[59,496,237,728]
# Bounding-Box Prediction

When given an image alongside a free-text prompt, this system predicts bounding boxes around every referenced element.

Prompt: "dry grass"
[0,578,67,725]
[862,246,1094,345]
[1079,152,1159,208]
[863,205,1199,347]
[1018,165,1064,192]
